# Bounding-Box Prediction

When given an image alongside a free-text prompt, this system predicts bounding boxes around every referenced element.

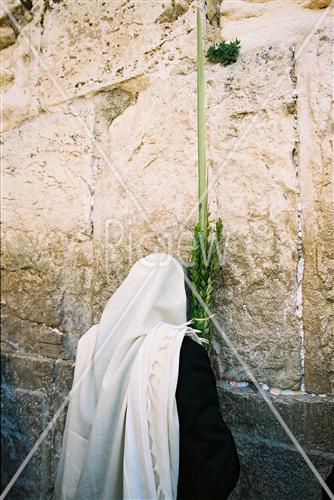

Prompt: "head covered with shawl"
[54,253,206,500]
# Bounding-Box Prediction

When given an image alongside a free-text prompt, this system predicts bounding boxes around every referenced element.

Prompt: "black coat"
[175,336,240,500]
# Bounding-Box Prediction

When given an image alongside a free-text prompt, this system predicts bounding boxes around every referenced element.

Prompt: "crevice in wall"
[39,0,48,41]
[205,0,223,27]
[290,45,305,392]
[0,0,33,50]
[154,0,191,25]
[88,105,97,238]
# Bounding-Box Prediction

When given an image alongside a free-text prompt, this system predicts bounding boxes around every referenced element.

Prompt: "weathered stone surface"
[48,359,74,422]
[1,105,96,356]
[91,72,199,320]
[1,0,332,388]
[220,0,267,21]
[1,354,74,499]
[2,352,54,392]
[218,383,334,499]
[217,382,334,454]
[1,385,50,500]
[206,0,223,25]
[229,434,333,500]
[155,0,191,24]
[0,0,223,132]
[1,324,67,359]
[1,0,333,497]
[299,0,331,8]
[220,0,330,54]
[0,0,37,130]
[0,0,32,28]
[1,0,192,131]
[0,25,16,50]
[296,24,334,394]
[206,45,300,388]
[0,0,21,22]
[47,359,74,489]
[38,0,165,107]
[215,0,333,391]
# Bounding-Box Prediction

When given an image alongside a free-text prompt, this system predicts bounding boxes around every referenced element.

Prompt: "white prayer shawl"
[54,253,205,500]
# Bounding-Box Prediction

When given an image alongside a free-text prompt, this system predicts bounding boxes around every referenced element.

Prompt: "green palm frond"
[187,9,224,356]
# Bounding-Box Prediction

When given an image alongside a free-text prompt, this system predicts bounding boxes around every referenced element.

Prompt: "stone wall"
[1,0,333,498]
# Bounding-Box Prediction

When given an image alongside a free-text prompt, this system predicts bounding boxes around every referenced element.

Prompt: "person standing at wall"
[54,253,239,499]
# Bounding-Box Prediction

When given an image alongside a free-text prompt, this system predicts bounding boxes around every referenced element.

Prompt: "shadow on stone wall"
[218,382,334,499]
[1,354,73,499]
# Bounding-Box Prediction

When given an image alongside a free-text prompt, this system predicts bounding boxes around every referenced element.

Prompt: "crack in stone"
[290,44,305,392]
[5,311,58,327]
[39,0,48,40]
[88,104,97,238]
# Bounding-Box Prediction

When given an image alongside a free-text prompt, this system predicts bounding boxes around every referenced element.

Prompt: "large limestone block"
[91,42,301,388]
[230,433,332,499]
[206,47,301,388]
[1,0,217,131]
[34,0,201,107]
[1,105,96,354]
[218,382,334,454]
[220,0,332,54]
[2,352,55,392]
[37,0,214,107]
[296,24,334,394]
[0,0,164,131]
[219,0,333,392]
[220,0,268,21]
[218,384,334,499]
[1,0,332,395]
[37,0,168,106]
[90,74,199,320]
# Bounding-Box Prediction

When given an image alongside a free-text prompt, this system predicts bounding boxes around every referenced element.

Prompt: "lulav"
[187,9,223,356]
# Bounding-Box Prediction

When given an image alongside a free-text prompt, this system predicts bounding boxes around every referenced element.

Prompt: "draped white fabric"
[54,253,205,500]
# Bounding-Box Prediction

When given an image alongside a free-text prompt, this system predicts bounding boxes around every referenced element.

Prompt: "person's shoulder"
[180,335,209,360]
[179,335,216,384]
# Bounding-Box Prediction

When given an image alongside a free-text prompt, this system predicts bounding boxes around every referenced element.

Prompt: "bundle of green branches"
[187,9,223,356]
[188,219,223,356]
[206,38,241,66]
